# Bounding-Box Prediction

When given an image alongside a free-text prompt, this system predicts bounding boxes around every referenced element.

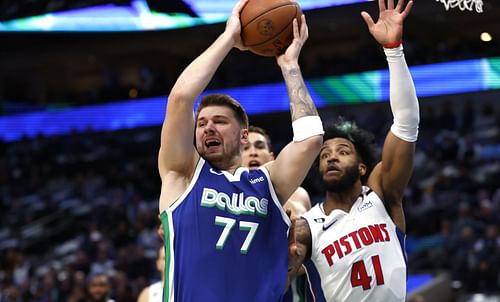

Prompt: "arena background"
[0,0,499,301]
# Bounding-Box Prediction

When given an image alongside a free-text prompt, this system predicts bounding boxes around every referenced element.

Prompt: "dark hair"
[196,94,249,128]
[322,118,378,183]
[248,125,272,151]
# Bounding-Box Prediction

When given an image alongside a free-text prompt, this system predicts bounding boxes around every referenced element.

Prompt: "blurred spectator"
[0,96,499,300]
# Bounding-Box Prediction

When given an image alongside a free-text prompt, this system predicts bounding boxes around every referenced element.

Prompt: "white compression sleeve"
[292,116,324,142]
[385,45,420,142]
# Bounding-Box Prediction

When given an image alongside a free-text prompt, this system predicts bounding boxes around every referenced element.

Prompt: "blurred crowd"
[0,96,499,301]
[1,34,499,115]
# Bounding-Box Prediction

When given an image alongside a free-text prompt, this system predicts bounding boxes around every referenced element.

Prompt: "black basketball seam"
[244,4,298,48]
[241,3,297,29]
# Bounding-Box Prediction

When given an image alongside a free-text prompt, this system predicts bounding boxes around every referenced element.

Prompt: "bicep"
[159,94,198,176]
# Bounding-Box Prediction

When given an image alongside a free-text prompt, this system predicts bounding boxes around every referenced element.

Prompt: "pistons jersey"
[302,186,407,302]
[159,157,290,302]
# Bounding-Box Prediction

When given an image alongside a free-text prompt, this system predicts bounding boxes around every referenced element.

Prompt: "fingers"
[300,14,308,41]
[395,0,404,11]
[360,11,375,29]
[292,15,308,43]
[401,0,413,18]
[378,0,386,12]
[232,0,248,15]
[292,18,300,40]
[387,0,395,10]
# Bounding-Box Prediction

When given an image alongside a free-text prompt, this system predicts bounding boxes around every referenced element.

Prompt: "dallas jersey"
[302,186,407,302]
[160,157,290,302]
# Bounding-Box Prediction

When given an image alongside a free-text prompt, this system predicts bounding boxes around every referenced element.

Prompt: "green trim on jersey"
[160,211,171,302]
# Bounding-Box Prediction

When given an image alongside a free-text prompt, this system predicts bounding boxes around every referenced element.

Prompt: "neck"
[209,156,241,174]
[323,181,363,214]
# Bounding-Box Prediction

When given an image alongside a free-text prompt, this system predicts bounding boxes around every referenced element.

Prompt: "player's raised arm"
[159,0,248,212]
[363,0,418,231]
[267,15,323,204]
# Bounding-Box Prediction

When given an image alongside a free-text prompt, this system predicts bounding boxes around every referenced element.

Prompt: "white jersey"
[148,281,163,302]
[302,186,407,302]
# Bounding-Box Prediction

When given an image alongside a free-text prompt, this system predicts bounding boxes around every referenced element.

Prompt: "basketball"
[240,0,302,57]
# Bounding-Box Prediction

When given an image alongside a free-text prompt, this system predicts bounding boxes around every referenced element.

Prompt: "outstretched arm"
[159,0,248,212]
[363,0,418,232]
[267,15,323,204]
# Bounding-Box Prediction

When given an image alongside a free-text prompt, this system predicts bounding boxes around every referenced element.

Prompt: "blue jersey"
[160,157,290,302]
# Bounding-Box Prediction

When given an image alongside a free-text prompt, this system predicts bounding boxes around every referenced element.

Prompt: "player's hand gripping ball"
[240,0,302,56]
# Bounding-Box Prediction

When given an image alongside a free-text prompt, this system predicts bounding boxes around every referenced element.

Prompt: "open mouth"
[205,139,220,147]
[205,139,221,148]
[248,160,261,168]
[327,164,341,173]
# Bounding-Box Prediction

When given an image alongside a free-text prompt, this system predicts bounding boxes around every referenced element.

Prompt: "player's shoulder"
[137,285,149,302]
[302,202,323,220]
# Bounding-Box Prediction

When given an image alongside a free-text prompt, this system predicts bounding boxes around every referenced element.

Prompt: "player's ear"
[241,128,249,144]
[359,162,367,177]
[270,152,275,160]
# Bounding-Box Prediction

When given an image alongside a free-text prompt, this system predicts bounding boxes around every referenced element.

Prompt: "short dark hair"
[248,125,272,151]
[196,94,249,128]
[323,118,378,183]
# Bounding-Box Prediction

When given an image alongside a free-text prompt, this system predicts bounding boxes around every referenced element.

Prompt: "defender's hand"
[361,0,413,46]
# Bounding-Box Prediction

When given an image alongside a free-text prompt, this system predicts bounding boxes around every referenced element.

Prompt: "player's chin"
[323,174,341,184]
[202,152,225,162]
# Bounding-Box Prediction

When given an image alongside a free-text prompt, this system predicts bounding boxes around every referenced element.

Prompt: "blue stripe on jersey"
[304,259,326,302]
[168,158,289,302]
[395,226,408,280]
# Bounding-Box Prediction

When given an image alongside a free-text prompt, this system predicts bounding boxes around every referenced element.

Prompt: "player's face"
[196,105,247,165]
[242,132,274,170]
[88,276,110,301]
[319,138,363,192]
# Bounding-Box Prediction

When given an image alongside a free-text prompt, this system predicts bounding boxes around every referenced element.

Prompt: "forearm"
[385,45,419,142]
[169,32,234,103]
[280,63,324,144]
[280,63,319,121]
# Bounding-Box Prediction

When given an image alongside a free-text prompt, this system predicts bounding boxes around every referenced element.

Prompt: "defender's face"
[319,138,363,185]
[195,105,247,164]
[242,132,274,170]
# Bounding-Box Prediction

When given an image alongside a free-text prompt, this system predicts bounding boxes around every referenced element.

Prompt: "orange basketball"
[240,0,302,57]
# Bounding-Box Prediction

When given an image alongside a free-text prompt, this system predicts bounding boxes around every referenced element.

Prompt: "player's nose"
[204,120,216,133]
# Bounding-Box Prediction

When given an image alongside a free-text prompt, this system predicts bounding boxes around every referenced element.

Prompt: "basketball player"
[242,125,312,302]
[158,0,324,300]
[137,247,165,302]
[288,0,418,301]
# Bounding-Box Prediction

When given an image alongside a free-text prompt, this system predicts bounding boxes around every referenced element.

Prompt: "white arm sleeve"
[385,45,420,142]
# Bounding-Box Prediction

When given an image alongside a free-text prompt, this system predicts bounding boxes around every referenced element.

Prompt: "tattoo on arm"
[295,218,312,259]
[284,67,319,121]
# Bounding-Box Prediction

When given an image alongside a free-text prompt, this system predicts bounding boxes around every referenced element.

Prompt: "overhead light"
[480,32,492,42]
